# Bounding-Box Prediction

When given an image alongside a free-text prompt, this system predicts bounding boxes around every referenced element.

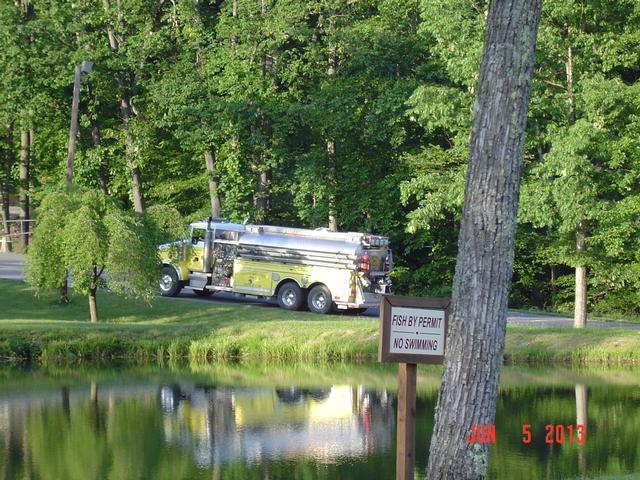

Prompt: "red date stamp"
[466,424,496,444]
[522,424,586,444]
[465,424,587,444]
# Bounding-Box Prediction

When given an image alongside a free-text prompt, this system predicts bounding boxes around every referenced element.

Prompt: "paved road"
[2,252,639,329]
[0,253,24,281]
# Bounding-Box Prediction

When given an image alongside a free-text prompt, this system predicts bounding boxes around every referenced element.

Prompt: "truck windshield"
[191,228,206,245]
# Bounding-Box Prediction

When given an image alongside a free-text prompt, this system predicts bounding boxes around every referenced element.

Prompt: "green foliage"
[2,0,640,317]
[142,204,187,245]
[24,190,77,291]
[26,188,161,317]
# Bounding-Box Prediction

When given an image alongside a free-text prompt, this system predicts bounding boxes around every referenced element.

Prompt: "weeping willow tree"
[25,188,167,322]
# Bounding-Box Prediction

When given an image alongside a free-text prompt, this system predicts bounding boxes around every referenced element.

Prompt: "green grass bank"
[1,279,640,364]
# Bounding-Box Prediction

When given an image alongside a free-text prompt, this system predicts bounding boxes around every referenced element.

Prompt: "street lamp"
[65,60,94,188]
[60,60,93,304]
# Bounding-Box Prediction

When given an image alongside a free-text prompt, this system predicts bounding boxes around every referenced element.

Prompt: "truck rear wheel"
[159,265,182,297]
[277,281,304,311]
[307,285,334,314]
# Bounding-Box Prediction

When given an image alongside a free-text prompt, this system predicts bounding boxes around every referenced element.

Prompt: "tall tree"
[519,0,640,325]
[101,0,160,214]
[426,1,541,479]
[0,124,13,251]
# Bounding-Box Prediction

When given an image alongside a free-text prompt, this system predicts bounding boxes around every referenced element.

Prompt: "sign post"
[379,295,450,480]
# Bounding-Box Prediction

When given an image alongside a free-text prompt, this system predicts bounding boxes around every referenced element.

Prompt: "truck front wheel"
[307,285,334,314]
[159,265,183,297]
[277,281,304,311]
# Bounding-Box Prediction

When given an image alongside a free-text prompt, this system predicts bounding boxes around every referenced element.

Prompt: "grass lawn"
[0,279,379,362]
[2,278,640,364]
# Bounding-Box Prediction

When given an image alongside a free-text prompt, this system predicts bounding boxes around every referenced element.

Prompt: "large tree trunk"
[204,150,221,218]
[574,222,587,328]
[120,93,145,214]
[28,115,34,220]
[18,122,29,251]
[425,1,541,479]
[1,132,12,253]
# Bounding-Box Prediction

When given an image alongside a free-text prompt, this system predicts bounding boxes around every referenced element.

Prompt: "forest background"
[1,0,639,318]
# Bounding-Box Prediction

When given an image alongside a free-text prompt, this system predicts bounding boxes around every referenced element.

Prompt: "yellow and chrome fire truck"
[158,219,392,314]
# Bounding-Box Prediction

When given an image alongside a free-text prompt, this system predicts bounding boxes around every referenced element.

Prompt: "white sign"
[388,307,445,356]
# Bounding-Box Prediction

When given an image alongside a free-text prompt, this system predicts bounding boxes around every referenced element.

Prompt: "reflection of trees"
[11,387,197,480]
[489,385,640,480]
[61,386,70,422]
[161,384,395,470]
[275,387,332,403]
[575,384,587,477]
[7,377,640,479]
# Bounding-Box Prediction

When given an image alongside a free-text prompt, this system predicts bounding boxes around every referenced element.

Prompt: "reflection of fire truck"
[160,384,394,466]
[158,219,392,314]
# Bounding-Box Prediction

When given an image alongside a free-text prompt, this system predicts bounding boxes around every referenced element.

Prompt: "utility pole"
[60,60,93,304]
[65,60,93,188]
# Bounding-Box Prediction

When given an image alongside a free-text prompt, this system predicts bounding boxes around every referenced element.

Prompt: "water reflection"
[159,384,394,467]
[1,365,640,479]
[0,377,396,480]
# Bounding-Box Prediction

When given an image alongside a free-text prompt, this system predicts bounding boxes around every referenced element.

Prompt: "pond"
[0,362,639,479]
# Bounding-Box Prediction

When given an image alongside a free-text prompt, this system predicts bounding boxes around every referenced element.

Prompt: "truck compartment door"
[232,261,273,295]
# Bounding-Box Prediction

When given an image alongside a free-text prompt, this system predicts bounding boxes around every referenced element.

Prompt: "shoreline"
[2,279,640,365]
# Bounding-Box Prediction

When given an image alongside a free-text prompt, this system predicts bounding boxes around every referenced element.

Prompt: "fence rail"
[1,219,34,252]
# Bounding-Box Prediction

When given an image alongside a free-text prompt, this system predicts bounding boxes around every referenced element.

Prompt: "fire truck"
[158,219,392,314]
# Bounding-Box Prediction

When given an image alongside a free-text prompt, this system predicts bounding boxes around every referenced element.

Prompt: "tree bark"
[425,1,541,479]
[230,0,237,51]
[574,222,587,328]
[204,150,221,218]
[28,114,34,221]
[91,124,109,195]
[253,112,271,223]
[254,168,269,221]
[565,43,575,124]
[19,120,29,251]
[326,16,338,232]
[88,286,98,323]
[120,92,145,214]
[103,0,145,214]
[327,138,337,231]
[1,130,12,252]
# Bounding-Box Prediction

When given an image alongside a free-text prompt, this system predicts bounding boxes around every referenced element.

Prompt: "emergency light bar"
[361,235,389,247]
